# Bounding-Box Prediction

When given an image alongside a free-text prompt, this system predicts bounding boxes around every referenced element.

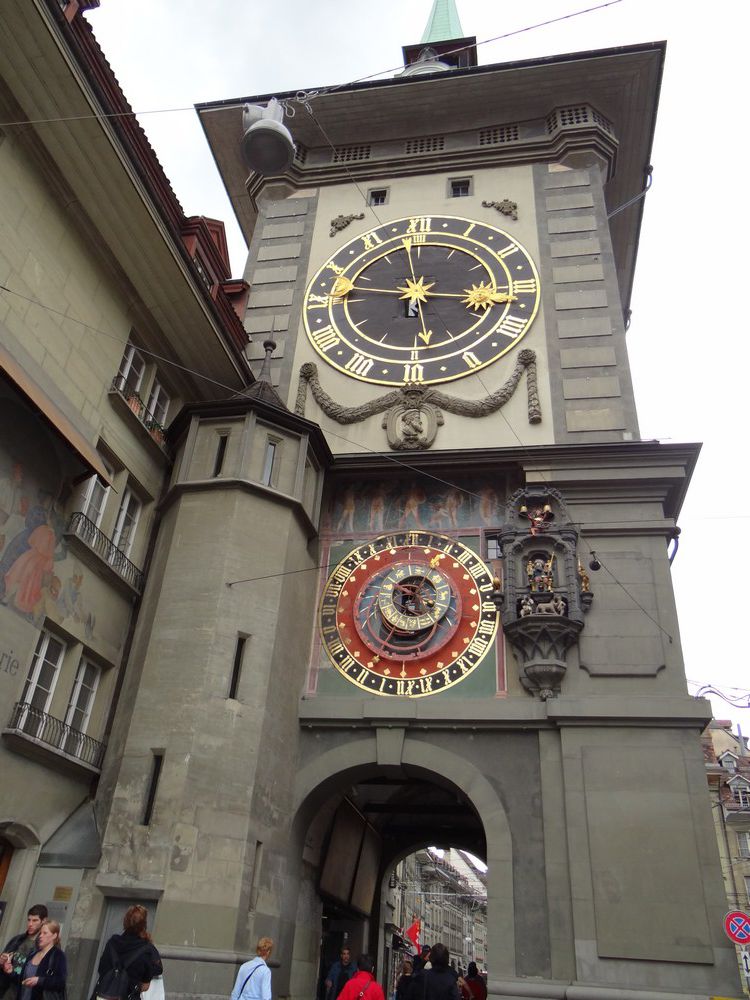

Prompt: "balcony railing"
[67,511,144,592]
[110,375,166,447]
[6,702,106,771]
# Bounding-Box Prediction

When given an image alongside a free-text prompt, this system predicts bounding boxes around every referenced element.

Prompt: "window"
[62,659,100,755]
[65,659,100,734]
[81,474,110,527]
[111,486,141,557]
[486,536,501,561]
[721,753,738,772]
[146,380,170,428]
[213,433,229,478]
[228,635,247,700]
[116,342,146,394]
[20,631,65,734]
[261,439,278,487]
[142,752,164,825]
[733,784,750,808]
[738,831,750,859]
[368,188,388,207]
[449,178,472,198]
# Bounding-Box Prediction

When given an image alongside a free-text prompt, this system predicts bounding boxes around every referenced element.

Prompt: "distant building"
[385,847,487,987]
[703,720,750,993]
[1,1,746,999]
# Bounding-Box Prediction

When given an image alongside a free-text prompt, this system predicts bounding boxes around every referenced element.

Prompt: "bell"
[588,551,602,572]
[241,98,296,175]
[543,504,552,514]
[519,504,528,514]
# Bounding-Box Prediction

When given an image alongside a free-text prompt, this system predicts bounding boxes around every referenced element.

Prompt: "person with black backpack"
[93,906,162,1000]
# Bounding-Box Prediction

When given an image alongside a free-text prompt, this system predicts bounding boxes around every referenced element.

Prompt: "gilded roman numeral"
[312,325,341,352]
[307,293,329,310]
[345,353,374,376]
[495,243,519,260]
[362,230,384,251]
[512,278,537,295]
[406,217,432,234]
[496,314,527,338]
[462,351,480,369]
[403,363,425,383]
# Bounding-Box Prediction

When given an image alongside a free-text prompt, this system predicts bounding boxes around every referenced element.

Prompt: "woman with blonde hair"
[93,905,162,1000]
[230,937,273,1000]
[3,919,67,1000]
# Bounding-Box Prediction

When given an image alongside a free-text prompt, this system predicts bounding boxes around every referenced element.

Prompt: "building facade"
[704,721,750,995]
[1,2,746,999]
[0,0,250,971]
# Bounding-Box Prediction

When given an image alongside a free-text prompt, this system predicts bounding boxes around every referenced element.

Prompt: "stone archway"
[277,728,514,1000]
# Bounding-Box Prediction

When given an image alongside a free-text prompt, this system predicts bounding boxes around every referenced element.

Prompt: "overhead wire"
[0,0,699,645]
[0,1,624,130]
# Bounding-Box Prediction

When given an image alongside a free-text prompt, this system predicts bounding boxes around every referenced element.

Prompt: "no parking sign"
[723,910,750,945]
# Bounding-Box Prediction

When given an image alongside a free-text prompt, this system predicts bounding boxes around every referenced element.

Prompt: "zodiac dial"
[303,215,540,386]
[319,531,499,697]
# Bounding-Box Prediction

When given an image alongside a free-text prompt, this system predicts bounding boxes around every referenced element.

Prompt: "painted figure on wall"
[327,476,508,535]
[0,391,96,637]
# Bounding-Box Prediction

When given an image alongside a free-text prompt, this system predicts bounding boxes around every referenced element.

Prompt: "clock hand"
[330,277,413,297]
[401,238,433,347]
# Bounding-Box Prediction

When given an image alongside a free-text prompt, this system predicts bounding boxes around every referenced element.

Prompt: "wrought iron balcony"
[5,702,106,772]
[110,375,166,448]
[67,511,144,592]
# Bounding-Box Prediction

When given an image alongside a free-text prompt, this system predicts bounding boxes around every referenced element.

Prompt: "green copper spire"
[420,0,464,43]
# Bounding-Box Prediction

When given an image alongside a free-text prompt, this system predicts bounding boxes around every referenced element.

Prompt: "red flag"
[405,918,420,951]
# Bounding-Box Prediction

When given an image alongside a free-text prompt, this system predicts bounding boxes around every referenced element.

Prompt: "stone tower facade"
[74,18,743,1000]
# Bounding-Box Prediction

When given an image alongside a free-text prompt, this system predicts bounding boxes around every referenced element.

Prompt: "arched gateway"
[285,732,514,994]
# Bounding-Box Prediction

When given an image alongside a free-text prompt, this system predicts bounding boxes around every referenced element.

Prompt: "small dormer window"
[721,753,738,772]
[450,177,472,198]
[368,188,388,207]
[732,783,750,808]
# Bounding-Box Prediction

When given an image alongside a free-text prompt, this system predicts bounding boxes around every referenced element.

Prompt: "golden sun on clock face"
[303,215,540,387]
[319,531,499,697]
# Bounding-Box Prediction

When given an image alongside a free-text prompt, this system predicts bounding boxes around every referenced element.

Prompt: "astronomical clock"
[319,530,499,698]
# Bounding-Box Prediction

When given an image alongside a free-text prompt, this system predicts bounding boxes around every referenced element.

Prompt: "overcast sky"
[84,1,749,739]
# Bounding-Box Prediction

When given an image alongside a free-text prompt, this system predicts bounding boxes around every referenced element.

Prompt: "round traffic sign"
[723,910,750,944]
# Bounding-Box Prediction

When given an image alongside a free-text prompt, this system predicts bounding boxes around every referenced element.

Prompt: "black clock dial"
[303,215,540,387]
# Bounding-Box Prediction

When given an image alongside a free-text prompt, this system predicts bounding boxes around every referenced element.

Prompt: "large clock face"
[303,215,540,387]
[319,531,498,697]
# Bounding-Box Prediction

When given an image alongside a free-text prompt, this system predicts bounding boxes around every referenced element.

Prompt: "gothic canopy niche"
[496,486,593,700]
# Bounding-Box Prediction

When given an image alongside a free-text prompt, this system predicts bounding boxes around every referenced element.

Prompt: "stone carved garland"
[295,349,542,450]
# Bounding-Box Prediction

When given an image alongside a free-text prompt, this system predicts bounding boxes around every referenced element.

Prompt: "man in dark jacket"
[324,947,355,1000]
[422,944,459,1000]
[0,905,48,1000]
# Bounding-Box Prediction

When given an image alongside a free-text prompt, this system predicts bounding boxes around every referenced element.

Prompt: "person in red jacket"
[337,955,384,1000]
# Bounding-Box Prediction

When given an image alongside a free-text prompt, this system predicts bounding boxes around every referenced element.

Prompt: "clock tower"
[90,5,743,1000]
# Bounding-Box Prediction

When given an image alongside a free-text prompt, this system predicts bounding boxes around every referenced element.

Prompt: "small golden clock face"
[303,215,540,386]
[319,530,498,697]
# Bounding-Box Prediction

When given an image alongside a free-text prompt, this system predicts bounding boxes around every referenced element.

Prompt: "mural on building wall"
[0,395,96,637]
[324,476,506,536]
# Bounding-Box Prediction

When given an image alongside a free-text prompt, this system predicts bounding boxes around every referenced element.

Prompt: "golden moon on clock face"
[303,215,540,387]
[319,530,499,697]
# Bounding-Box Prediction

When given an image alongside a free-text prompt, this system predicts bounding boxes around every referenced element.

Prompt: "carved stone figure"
[329,213,365,237]
[482,199,519,220]
[382,392,444,450]
[519,596,535,617]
